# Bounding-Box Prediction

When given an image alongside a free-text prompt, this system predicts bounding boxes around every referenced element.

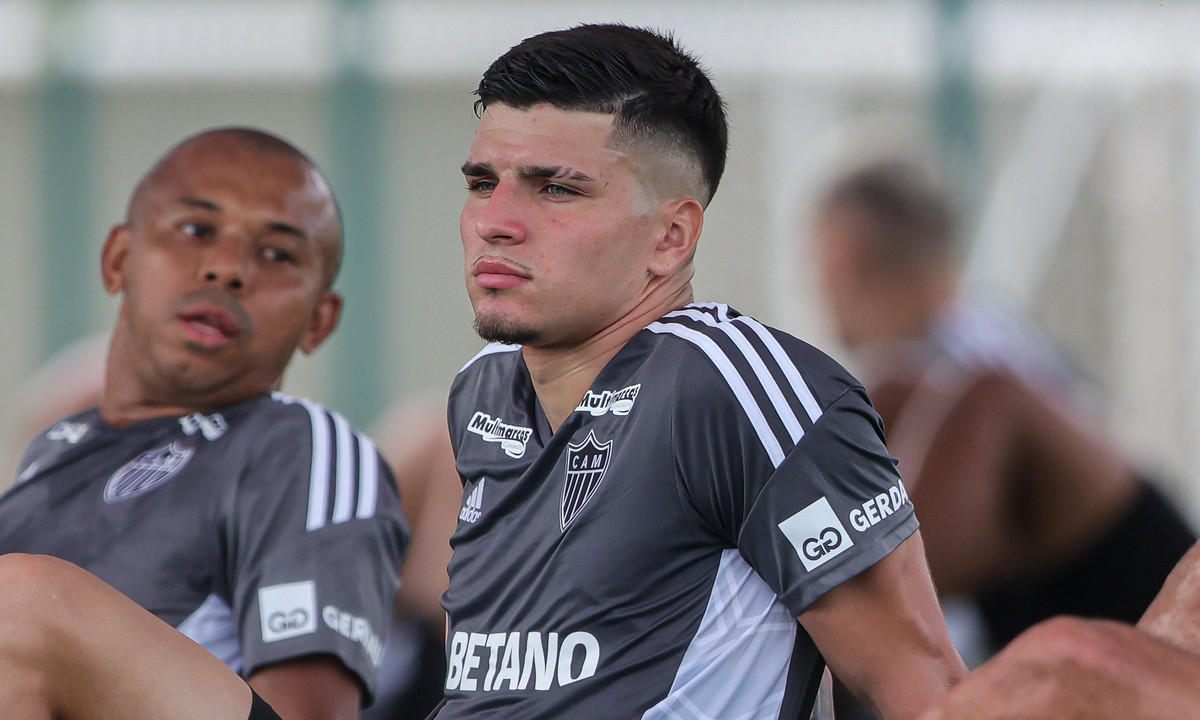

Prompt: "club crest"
[561,431,612,530]
[104,441,194,503]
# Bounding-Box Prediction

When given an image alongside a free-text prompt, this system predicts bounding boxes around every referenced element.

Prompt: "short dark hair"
[821,159,960,266]
[475,24,728,205]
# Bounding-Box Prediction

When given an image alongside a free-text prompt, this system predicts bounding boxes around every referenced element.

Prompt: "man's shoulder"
[645,303,860,408]
[12,407,106,486]
[450,343,524,404]
[217,393,382,460]
[456,342,523,376]
[224,394,399,517]
[24,406,103,448]
[238,392,351,432]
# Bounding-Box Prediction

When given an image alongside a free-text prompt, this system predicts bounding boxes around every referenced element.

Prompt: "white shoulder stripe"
[356,434,379,520]
[331,410,357,525]
[672,309,806,446]
[648,321,785,467]
[685,301,734,322]
[733,316,824,424]
[459,342,521,372]
[281,395,379,529]
[298,399,332,531]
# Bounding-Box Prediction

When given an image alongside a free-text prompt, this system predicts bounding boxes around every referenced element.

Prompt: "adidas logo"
[459,478,485,523]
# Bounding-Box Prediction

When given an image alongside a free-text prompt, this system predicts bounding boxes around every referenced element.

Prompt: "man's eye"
[181,222,212,238]
[543,183,577,198]
[262,247,295,263]
[466,179,496,194]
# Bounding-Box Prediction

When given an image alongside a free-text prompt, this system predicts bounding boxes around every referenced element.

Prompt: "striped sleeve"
[649,304,824,469]
[281,397,382,531]
[659,306,915,613]
[234,396,409,699]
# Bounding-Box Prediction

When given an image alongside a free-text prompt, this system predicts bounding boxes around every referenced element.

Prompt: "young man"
[0,127,409,720]
[437,24,965,719]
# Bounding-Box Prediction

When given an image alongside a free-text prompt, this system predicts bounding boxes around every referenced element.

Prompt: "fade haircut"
[474,23,728,206]
[821,159,961,269]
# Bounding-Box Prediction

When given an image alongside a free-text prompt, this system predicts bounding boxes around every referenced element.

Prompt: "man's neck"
[99,397,224,430]
[524,282,693,432]
[99,345,268,430]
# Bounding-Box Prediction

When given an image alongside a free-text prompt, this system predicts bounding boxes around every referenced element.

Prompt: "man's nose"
[473,181,527,246]
[199,235,253,291]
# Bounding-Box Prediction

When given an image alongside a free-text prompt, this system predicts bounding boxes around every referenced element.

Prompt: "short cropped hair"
[821,159,961,266]
[475,23,728,205]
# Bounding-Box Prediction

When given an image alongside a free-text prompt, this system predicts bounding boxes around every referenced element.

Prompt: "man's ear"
[299,290,343,355]
[100,225,131,295]
[648,197,704,277]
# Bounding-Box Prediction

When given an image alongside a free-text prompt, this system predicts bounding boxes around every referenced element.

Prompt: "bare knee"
[0,553,97,646]
[0,553,84,607]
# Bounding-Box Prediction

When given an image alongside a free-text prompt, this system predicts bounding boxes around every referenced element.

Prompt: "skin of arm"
[247,658,361,720]
[798,532,967,720]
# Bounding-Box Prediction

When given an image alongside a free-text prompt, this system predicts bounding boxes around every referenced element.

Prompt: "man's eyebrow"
[460,162,594,183]
[266,222,308,240]
[179,196,307,240]
[180,197,220,212]
[519,165,594,182]
[461,161,493,176]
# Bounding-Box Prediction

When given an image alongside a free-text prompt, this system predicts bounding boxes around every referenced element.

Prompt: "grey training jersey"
[439,303,918,720]
[0,393,409,701]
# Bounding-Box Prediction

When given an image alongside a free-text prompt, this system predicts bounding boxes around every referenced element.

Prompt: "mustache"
[172,289,253,336]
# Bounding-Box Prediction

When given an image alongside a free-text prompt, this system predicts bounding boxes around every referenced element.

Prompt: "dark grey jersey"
[439,304,918,720]
[0,393,409,701]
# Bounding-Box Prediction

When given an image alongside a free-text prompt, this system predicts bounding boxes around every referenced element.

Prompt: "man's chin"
[473,314,538,346]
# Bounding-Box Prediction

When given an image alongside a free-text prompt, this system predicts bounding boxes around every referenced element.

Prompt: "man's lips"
[177,306,243,346]
[473,258,532,290]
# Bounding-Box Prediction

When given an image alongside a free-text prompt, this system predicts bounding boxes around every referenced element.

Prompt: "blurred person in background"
[810,157,1196,717]
[0,126,409,720]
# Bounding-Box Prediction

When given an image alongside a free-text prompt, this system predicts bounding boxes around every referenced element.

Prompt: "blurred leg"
[0,553,253,720]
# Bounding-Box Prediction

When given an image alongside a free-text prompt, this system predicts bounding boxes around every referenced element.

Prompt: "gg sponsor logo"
[802,526,844,562]
[268,608,310,633]
[258,581,318,643]
[778,496,855,571]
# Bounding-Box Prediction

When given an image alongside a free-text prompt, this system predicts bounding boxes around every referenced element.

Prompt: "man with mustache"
[0,127,408,720]
[433,23,964,719]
